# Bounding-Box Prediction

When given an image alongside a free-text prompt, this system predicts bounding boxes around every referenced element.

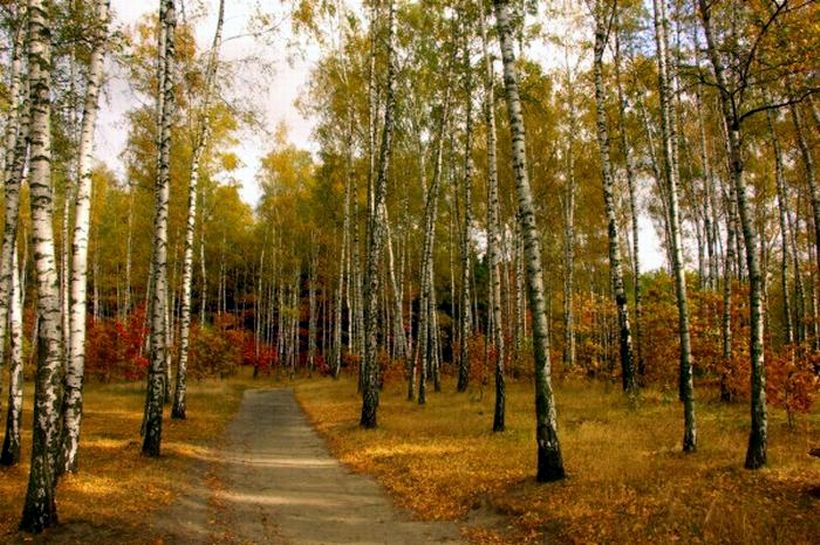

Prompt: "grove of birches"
[0,0,818,534]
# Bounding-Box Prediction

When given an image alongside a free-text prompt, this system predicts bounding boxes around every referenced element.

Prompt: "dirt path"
[156,389,465,545]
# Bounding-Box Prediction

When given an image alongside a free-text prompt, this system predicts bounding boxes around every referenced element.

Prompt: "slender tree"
[1,247,24,466]
[591,0,636,394]
[360,0,396,429]
[493,0,565,482]
[0,4,27,422]
[697,0,766,469]
[172,0,225,420]
[143,0,176,456]
[457,11,474,393]
[61,0,111,473]
[653,0,695,452]
[20,0,64,531]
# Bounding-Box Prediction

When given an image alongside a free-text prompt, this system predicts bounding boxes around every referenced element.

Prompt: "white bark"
[360,0,395,428]
[0,7,27,419]
[653,0,696,451]
[493,0,564,482]
[172,0,224,420]
[143,0,176,457]
[592,0,636,393]
[61,0,111,474]
[1,247,24,466]
[21,0,64,531]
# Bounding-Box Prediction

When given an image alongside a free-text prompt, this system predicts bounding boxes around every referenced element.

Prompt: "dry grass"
[294,375,820,545]
[0,374,253,544]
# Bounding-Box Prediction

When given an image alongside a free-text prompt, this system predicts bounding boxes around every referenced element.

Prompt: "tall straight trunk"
[360,0,395,429]
[479,0,505,431]
[592,1,636,394]
[198,190,207,323]
[143,0,176,457]
[789,102,820,347]
[693,30,718,291]
[721,183,736,401]
[514,223,525,362]
[385,211,408,364]
[1,247,24,466]
[698,0,766,470]
[308,241,318,373]
[561,63,577,372]
[457,18,474,393]
[767,106,793,345]
[61,0,110,474]
[123,183,134,318]
[417,83,452,405]
[21,0,64,532]
[332,116,353,378]
[788,209,806,344]
[613,23,643,379]
[0,7,27,420]
[654,0,695,451]
[172,0,224,419]
[493,0,564,482]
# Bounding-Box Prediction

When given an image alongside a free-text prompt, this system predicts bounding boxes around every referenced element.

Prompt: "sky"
[97,0,317,205]
[95,0,666,271]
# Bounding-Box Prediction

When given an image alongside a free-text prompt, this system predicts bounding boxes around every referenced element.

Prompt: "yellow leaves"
[0,379,246,541]
[295,375,820,545]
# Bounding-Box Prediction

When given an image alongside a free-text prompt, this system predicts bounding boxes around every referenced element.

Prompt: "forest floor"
[294,375,820,545]
[0,371,817,544]
[0,376,464,545]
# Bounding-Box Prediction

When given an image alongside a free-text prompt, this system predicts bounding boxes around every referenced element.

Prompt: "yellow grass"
[294,375,820,545]
[0,374,254,544]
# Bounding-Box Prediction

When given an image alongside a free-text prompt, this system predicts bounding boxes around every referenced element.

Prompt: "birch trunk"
[0,7,27,418]
[21,0,64,531]
[417,83,452,405]
[767,107,793,345]
[308,241,318,373]
[561,65,577,372]
[654,0,695,451]
[332,116,353,378]
[721,184,736,401]
[698,0,767,469]
[360,0,395,429]
[614,22,643,379]
[143,0,176,457]
[592,1,636,394]
[493,0,564,482]
[61,0,110,474]
[478,0,505,431]
[172,0,224,419]
[789,103,820,347]
[457,19,474,393]
[1,247,24,466]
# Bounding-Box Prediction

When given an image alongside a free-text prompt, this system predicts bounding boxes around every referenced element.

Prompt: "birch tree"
[20,0,65,531]
[696,0,768,469]
[360,0,395,429]
[143,0,176,456]
[653,0,695,452]
[591,0,636,394]
[457,11,474,394]
[478,0,505,431]
[1,247,24,466]
[493,0,564,482]
[61,0,111,474]
[172,0,225,420]
[0,4,27,424]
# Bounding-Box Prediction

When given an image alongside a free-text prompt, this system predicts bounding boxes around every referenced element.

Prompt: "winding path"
[156,389,464,545]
